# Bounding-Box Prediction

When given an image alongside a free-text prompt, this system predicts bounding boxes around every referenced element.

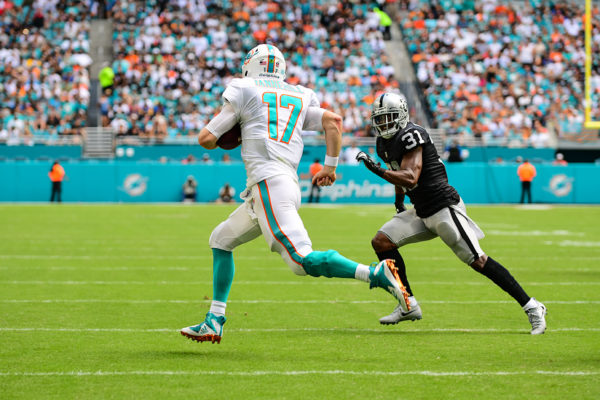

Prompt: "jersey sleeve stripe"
[257,181,305,265]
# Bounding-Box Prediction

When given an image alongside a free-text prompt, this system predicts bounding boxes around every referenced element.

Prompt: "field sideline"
[0,204,598,399]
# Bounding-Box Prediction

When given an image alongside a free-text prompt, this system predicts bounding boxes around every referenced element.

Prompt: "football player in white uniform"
[181,44,409,343]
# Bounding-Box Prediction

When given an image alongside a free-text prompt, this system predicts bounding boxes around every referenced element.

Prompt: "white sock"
[408,296,418,307]
[210,300,227,317]
[355,264,371,283]
[522,297,537,311]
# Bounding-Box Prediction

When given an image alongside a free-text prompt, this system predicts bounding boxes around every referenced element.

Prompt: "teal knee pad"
[301,250,357,279]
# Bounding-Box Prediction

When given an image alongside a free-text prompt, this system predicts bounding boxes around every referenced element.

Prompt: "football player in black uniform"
[356,93,547,334]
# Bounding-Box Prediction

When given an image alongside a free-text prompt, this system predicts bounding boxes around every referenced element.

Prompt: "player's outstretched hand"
[356,151,386,178]
[355,151,372,165]
[312,165,336,187]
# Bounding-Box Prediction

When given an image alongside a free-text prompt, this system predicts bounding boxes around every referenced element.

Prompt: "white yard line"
[1,280,599,286]
[0,327,598,333]
[0,255,249,260]
[486,230,585,237]
[0,299,598,305]
[1,254,599,261]
[0,265,597,272]
[0,370,598,377]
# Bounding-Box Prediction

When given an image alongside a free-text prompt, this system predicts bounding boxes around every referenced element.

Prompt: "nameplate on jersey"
[255,79,304,94]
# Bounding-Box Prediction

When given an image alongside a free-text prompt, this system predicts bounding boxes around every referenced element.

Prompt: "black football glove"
[394,193,406,214]
[356,151,386,178]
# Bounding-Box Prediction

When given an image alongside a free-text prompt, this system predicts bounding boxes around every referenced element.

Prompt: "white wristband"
[324,155,339,167]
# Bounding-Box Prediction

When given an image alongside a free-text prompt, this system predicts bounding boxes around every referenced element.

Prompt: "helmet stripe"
[379,93,385,108]
[267,44,275,73]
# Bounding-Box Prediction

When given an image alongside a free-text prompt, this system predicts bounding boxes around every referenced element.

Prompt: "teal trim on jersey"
[280,95,302,143]
[301,250,359,279]
[262,92,278,140]
[212,248,234,303]
[267,44,275,73]
[257,181,304,265]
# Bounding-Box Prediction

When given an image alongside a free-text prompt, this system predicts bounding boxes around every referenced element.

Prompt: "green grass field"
[0,204,599,399]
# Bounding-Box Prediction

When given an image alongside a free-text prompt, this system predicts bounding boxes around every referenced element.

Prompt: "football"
[216,123,242,150]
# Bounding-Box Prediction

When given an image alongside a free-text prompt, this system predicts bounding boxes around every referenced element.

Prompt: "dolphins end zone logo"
[548,174,573,197]
[122,173,148,197]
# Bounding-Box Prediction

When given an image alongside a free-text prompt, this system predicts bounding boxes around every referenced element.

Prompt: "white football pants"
[209,174,312,275]
[379,198,485,265]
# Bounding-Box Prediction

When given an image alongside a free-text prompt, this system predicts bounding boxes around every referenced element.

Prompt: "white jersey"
[222,78,321,186]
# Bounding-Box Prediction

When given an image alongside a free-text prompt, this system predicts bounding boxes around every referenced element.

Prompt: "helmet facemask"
[371,93,409,139]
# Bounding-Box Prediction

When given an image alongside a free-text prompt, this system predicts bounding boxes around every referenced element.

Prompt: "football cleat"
[369,259,410,312]
[380,302,422,325]
[180,312,226,344]
[524,298,547,335]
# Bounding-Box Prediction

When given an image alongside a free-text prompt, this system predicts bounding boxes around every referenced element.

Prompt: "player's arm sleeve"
[204,102,238,139]
[222,80,245,113]
[303,107,326,131]
[308,90,321,108]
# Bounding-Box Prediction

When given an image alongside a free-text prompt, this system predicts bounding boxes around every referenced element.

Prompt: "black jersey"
[376,122,460,218]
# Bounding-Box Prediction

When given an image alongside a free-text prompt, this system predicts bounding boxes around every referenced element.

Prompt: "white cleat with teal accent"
[181,313,226,344]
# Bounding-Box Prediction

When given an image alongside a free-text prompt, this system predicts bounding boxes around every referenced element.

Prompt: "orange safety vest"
[517,162,536,182]
[309,162,323,177]
[48,164,65,182]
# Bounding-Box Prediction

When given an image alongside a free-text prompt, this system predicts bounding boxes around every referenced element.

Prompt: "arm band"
[324,155,339,167]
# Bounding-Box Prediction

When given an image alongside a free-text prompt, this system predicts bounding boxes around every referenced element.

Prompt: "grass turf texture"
[0,204,599,399]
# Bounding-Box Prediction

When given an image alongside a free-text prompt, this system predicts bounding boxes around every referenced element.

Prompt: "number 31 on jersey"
[401,130,425,150]
[262,92,303,144]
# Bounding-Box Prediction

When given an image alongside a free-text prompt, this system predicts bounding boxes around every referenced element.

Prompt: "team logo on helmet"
[243,47,259,66]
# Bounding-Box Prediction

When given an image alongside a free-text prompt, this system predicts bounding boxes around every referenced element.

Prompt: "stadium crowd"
[399,0,600,147]
[104,0,397,140]
[0,0,93,144]
[1,0,598,149]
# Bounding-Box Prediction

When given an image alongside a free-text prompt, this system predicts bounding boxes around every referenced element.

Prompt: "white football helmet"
[371,93,409,139]
[241,44,286,80]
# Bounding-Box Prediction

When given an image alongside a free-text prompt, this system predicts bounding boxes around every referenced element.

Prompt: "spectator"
[342,141,362,165]
[217,183,236,203]
[444,139,464,162]
[48,160,66,202]
[98,62,115,95]
[553,153,568,166]
[201,153,213,164]
[221,153,232,164]
[529,121,551,148]
[373,7,392,40]
[182,175,197,203]
[517,159,536,204]
[308,158,323,204]
[181,154,196,164]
